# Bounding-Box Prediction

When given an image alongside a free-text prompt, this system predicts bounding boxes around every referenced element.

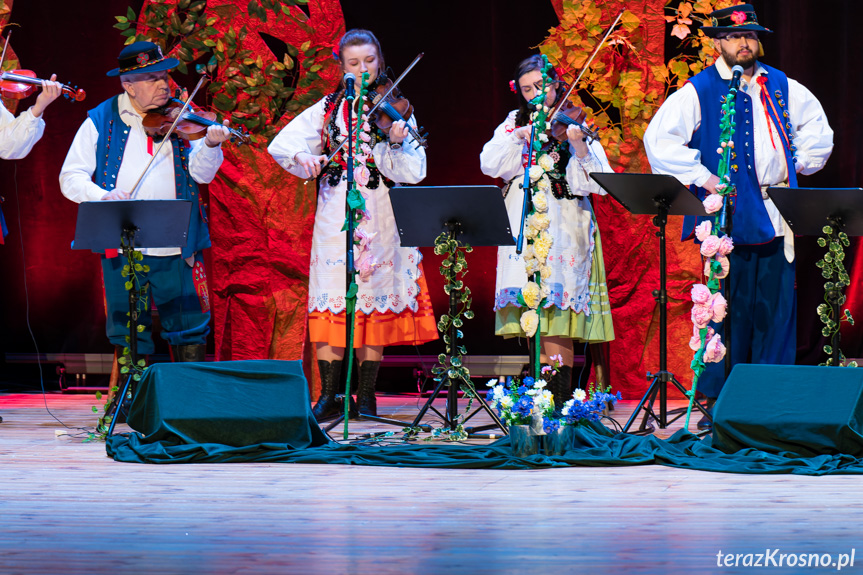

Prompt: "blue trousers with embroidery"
[697,238,796,398]
[101,253,210,355]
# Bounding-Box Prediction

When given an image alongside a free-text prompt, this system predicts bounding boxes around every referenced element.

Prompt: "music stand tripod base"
[589,173,713,433]
[390,185,514,435]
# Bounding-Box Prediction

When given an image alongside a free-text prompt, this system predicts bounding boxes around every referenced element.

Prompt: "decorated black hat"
[107,41,179,77]
[700,4,772,38]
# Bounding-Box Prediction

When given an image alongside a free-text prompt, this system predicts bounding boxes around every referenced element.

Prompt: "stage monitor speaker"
[127,359,329,449]
[711,364,863,457]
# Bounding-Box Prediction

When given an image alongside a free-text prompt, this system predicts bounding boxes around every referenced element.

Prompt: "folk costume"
[59,42,225,360]
[480,110,615,346]
[268,84,437,416]
[643,4,834,400]
[0,103,46,244]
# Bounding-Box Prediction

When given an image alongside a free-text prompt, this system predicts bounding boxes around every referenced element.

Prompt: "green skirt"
[495,226,614,343]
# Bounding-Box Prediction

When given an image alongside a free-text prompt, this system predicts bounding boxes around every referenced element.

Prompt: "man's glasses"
[718,32,758,41]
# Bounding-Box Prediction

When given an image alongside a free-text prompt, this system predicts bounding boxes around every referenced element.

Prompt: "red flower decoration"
[509,79,516,93]
[730,11,747,25]
[136,53,150,65]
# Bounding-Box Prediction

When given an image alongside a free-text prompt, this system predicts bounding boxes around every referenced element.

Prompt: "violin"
[0,70,85,102]
[142,98,250,145]
[366,74,428,148]
[550,99,598,143]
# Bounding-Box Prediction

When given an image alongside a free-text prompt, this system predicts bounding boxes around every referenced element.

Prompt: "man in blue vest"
[644,4,834,428]
[59,42,230,362]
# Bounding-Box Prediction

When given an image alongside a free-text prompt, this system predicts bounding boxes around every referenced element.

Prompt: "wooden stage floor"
[1,392,860,574]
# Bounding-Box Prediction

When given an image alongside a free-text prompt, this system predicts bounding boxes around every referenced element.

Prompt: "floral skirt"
[495,228,614,343]
[308,263,439,348]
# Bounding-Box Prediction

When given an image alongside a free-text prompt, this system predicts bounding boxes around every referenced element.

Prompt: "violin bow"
[129,75,208,200]
[0,32,10,73]
[549,10,624,122]
[322,52,424,165]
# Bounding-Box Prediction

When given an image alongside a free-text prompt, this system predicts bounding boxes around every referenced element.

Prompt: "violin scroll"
[0,70,85,102]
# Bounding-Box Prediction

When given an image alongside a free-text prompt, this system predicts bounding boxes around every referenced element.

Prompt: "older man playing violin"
[59,41,230,363]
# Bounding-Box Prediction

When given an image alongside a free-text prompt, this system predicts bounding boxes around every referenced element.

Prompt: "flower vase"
[542,425,573,456]
[530,413,546,436]
[509,425,540,457]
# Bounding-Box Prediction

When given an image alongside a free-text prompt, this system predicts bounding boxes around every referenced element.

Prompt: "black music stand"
[589,173,713,433]
[767,187,863,367]
[390,185,513,436]
[73,199,192,435]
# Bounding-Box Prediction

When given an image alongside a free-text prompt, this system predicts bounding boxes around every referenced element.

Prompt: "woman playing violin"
[268,29,437,420]
[480,55,615,407]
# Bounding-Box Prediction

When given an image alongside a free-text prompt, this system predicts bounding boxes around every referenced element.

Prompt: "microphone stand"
[515,122,537,256]
[719,70,742,386]
[341,75,358,439]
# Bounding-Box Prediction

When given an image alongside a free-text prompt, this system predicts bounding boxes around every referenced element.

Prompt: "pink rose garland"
[703,333,727,363]
[703,193,724,214]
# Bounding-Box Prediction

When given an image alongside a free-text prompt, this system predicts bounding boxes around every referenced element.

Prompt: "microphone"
[344,72,356,100]
[729,65,744,90]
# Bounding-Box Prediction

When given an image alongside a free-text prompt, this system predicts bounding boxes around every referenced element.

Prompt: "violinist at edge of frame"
[268,29,438,421]
[0,48,63,244]
[479,55,615,409]
[58,41,231,363]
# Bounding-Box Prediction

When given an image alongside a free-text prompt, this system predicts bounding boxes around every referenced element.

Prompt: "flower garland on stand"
[343,72,376,282]
[337,72,375,438]
[516,55,555,383]
[416,231,475,441]
[684,77,738,428]
[94,238,151,438]
[816,225,856,367]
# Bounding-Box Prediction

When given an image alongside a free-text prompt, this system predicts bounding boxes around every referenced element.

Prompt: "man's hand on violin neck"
[204,120,231,148]
[101,190,131,201]
[31,74,62,117]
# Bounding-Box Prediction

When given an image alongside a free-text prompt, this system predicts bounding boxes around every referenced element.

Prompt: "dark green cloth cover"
[120,360,329,450]
[711,364,863,457]
[105,360,863,475]
[106,420,863,475]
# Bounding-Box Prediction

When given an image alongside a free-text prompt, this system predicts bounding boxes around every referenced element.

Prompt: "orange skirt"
[308,263,439,348]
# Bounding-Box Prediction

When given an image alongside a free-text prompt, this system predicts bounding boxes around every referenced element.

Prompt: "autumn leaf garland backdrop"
[125,0,345,364]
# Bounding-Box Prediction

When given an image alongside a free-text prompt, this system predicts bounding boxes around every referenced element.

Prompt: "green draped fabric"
[119,360,330,450]
[710,364,863,458]
[105,360,863,474]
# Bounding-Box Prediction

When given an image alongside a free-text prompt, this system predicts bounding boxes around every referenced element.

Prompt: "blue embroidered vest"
[88,96,210,258]
[682,64,797,245]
